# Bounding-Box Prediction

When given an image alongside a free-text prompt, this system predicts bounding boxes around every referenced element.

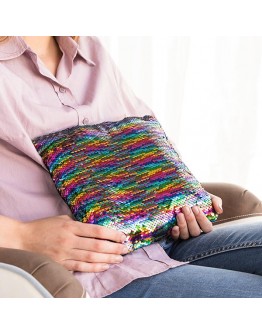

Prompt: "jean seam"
[181,241,262,262]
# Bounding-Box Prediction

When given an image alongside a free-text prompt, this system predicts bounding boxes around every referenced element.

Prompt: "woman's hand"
[16,215,128,273]
[171,193,223,240]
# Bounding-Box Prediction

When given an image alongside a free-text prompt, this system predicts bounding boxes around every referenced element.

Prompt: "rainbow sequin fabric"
[33,115,218,252]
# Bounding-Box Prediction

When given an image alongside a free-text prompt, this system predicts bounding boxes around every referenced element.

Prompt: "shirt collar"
[0,37,27,60]
[55,36,96,66]
[0,36,96,66]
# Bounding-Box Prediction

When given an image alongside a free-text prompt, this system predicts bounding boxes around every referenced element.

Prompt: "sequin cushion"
[33,115,218,252]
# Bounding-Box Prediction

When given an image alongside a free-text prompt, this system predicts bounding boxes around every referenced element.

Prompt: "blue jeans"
[106,222,262,297]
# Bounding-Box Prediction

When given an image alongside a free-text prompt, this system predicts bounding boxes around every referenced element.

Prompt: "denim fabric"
[106,221,262,297]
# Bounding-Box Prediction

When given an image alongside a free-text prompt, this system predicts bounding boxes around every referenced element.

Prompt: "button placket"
[75,105,93,125]
[82,117,89,125]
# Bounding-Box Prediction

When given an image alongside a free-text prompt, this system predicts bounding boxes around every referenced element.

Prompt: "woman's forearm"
[0,215,23,249]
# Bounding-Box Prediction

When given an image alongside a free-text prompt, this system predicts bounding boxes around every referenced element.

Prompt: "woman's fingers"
[73,235,129,255]
[171,225,180,240]
[20,215,130,274]
[69,249,124,264]
[176,212,190,239]
[71,220,126,243]
[181,206,202,237]
[191,206,213,233]
[208,192,223,214]
[173,205,214,240]
[63,259,111,273]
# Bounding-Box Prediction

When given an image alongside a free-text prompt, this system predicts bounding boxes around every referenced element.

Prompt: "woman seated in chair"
[0,36,262,298]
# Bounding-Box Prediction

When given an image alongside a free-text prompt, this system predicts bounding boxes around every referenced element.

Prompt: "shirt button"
[59,87,66,93]
[82,118,89,125]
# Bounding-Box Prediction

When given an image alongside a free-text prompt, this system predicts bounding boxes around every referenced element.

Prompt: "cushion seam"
[216,212,262,223]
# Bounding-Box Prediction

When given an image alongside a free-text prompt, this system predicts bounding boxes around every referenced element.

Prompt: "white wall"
[100,36,262,200]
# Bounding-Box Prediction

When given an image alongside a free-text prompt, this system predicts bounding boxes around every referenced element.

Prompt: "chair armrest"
[202,182,262,226]
[0,247,86,298]
[0,263,53,298]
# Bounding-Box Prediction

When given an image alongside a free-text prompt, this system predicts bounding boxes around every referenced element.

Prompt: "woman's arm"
[0,215,24,249]
[0,214,128,272]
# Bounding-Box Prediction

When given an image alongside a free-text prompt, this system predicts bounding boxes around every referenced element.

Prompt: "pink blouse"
[0,36,186,297]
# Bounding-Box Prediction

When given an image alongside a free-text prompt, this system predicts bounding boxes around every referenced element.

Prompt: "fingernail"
[115,255,123,263]
[122,246,129,254]
[102,264,110,270]
[192,206,200,214]
[218,204,223,212]
[183,206,191,215]
[173,226,179,234]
